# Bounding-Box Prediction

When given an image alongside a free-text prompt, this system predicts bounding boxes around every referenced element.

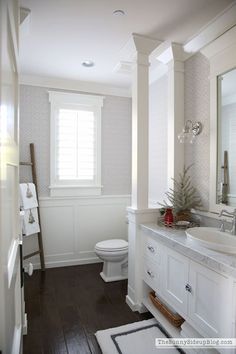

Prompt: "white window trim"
[49,91,104,197]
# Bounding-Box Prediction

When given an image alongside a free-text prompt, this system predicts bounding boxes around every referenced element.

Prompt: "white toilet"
[95,239,128,282]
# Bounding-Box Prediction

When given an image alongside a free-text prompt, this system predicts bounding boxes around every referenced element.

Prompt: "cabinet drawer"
[144,236,161,264]
[143,258,160,291]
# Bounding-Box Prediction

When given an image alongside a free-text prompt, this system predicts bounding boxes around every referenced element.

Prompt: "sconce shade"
[178,120,202,144]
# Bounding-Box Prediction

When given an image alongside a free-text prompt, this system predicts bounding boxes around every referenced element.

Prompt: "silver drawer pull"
[147,245,155,253]
[147,270,154,278]
[185,284,192,293]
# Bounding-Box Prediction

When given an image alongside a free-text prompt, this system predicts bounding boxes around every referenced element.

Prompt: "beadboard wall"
[22,195,130,268]
[20,85,131,268]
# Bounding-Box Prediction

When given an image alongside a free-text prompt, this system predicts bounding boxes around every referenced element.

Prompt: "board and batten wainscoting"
[22,195,130,269]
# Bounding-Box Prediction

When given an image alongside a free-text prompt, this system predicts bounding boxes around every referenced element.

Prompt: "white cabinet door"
[188,260,233,338]
[162,247,189,316]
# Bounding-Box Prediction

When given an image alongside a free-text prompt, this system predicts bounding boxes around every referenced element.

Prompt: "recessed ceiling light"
[113,9,125,16]
[82,60,94,68]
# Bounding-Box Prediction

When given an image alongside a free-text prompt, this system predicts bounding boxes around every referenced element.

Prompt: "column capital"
[153,42,184,65]
[132,33,162,55]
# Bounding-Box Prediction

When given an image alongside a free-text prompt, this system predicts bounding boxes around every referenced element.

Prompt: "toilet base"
[100,259,128,282]
[100,271,128,282]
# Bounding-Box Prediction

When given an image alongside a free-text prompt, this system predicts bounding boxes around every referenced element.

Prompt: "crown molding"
[19,74,132,98]
[201,25,236,60]
[150,2,236,65]
[183,1,236,58]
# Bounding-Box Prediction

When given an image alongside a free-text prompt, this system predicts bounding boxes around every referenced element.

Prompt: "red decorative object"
[164,208,174,226]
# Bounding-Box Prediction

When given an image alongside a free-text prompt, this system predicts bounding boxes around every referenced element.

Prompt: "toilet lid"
[95,239,128,252]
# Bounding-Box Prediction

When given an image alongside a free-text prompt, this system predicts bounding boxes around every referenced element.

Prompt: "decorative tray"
[158,218,199,230]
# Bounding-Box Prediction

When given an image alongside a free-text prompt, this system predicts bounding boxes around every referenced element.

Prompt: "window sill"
[49,185,102,197]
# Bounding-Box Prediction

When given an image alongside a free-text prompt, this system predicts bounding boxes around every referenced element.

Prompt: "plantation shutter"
[56,107,96,183]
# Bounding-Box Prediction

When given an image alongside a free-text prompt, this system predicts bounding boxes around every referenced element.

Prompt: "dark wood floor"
[23,263,152,354]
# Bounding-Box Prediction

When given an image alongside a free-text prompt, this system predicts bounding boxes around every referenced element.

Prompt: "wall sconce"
[178,120,202,144]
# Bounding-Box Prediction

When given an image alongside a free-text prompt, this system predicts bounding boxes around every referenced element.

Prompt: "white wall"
[19,85,131,268]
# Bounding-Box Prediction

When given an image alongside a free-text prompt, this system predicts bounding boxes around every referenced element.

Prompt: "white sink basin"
[186,227,236,254]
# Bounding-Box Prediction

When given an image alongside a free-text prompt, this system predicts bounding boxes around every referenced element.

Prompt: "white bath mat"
[95,318,183,354]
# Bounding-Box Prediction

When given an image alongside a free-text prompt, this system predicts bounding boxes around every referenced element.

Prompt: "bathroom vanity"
[140,224,236,354]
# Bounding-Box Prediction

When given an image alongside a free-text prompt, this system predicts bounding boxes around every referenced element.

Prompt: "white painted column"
[126,208,159,312]
[126,42,185,312]
[167,54,185,188]
[131,34,162,209]
[157,43,185,188]
[126,35,161,311]
[131,51,150,209]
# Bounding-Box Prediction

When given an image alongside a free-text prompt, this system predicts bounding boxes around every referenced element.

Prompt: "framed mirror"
[217,68,236,207]
[202,26,236,213]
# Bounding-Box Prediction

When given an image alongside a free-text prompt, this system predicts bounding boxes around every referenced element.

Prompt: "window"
[49,91,104,197]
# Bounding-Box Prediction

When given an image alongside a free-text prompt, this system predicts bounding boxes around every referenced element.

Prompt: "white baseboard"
[125,295,146,313]
[32,256,102,270]
[23,313,27,335]
[11,325,22,354]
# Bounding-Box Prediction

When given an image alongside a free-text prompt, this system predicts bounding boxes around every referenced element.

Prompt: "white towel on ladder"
[20,183,38,209]
[22,208,40,236]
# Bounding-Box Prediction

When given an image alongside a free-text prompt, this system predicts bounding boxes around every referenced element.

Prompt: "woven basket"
[149,291,184,328]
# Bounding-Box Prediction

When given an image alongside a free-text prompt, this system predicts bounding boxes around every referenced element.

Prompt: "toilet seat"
[95,239,128,252]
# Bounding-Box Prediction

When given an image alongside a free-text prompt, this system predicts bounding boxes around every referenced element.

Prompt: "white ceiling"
[19,0,234,88]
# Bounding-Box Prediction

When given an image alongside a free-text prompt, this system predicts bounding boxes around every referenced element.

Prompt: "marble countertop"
[140,223,236,279]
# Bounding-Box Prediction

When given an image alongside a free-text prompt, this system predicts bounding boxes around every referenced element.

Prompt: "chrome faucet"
[219,219,226,232]
[218,209,236,235]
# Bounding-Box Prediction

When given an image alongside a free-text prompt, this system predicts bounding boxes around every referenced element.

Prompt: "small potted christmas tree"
[159,165,202,221]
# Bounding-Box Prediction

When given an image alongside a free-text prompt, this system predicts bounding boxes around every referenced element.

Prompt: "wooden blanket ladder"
[20,143,45,271]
